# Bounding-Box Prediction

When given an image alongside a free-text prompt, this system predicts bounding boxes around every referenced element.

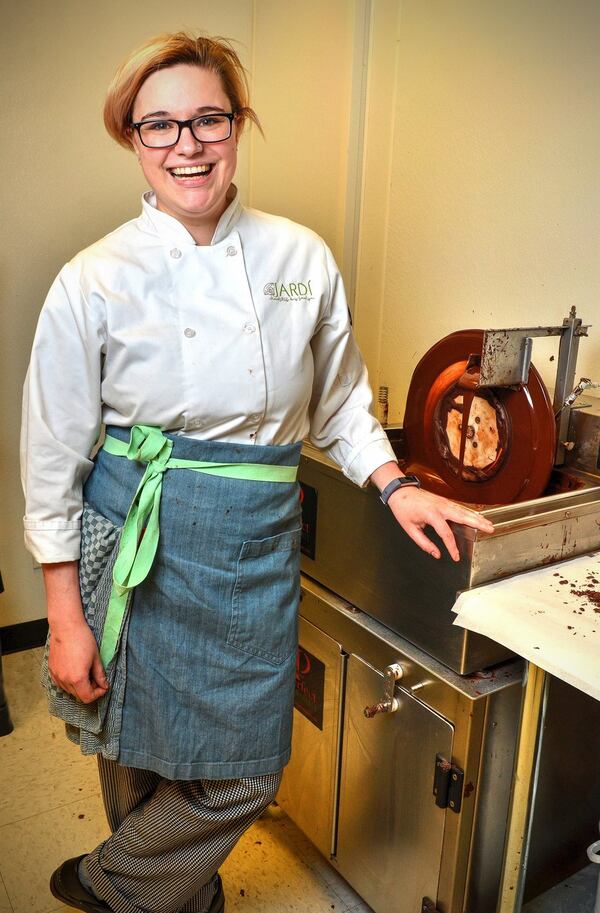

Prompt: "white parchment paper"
[452,550,600,700]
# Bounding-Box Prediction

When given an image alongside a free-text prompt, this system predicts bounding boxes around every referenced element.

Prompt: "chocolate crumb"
[571,588,600,610]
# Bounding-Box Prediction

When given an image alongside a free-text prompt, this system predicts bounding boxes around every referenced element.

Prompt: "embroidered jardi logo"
[263,280,314,301]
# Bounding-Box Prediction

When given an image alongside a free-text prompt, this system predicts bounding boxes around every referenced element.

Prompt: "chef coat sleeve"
[20,263,105,563]
[308,243,397,487]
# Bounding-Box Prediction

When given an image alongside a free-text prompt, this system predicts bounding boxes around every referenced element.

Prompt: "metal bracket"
[433,753,452,807]
[363,663,403,718]
[479,311,588,388]
[448,765,465,813]
[477,308,591,465]
[433,753,464,813]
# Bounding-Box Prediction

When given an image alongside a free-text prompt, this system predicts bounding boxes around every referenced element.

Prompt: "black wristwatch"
[379,474,421,506]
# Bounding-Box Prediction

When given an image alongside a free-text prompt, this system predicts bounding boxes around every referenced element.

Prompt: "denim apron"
[80,426,302,780]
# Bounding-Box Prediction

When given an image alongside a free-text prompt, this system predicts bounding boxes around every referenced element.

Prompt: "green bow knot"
[98,425,299,668]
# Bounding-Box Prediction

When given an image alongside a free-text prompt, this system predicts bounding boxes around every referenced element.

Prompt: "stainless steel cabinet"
[336,655,453,913]
[280,577,524,913]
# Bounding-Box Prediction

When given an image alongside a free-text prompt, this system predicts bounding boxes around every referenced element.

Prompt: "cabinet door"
[277,617,344,858]
[336,654,453,913]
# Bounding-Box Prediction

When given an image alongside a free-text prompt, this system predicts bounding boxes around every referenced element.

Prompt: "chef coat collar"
[140,185,242,246]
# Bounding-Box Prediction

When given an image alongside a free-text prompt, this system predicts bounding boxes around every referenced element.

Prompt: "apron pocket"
[228,527,301,665]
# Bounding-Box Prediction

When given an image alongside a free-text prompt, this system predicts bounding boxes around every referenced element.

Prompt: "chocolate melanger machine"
[277,309,600,913]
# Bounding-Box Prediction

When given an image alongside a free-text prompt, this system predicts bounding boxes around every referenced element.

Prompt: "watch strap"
[379,474,421,506]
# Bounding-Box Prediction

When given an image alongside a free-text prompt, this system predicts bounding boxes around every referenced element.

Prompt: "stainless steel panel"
[336,654,454,913]
[277,616,344,858]
[480,324,567,388]
[464,685,521,912]
[299,575,523,714]
[299,449,510,673]
[472,486,600,585]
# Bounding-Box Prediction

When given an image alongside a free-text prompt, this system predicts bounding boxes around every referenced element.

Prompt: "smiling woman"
[20,28,493,913]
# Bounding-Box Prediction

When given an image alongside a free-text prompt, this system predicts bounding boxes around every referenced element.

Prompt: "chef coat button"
[250,413,262,422]
[170,248,182,259]
[226,245,237,257]
[243,323,256,334]
[184,328,196,338]
[188,418,203,429]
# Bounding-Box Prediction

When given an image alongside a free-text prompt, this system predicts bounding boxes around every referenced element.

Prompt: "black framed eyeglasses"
[131,112,236,148]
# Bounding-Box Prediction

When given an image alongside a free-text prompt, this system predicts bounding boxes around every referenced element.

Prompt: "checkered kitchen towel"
[40,502,131,760]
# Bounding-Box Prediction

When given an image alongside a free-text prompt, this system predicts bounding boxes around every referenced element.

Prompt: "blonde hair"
[104,32,260,149]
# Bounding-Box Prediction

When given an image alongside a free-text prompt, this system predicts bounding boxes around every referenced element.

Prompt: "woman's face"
[131,64,238,240]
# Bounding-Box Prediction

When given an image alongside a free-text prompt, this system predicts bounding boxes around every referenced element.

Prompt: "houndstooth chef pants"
[80,756,282,913]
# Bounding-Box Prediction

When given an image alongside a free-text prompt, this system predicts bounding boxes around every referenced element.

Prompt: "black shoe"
[208,874,225,913]
[50,855,224,913]
[49,855,112,913]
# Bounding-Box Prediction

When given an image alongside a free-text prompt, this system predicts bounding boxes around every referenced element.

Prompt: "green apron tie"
[99,425,299,667]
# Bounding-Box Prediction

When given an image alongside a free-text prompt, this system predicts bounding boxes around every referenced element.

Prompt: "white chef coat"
[21,188,396,563]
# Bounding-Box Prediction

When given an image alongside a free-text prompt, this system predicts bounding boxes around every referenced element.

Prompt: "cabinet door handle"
[363,663,403,718]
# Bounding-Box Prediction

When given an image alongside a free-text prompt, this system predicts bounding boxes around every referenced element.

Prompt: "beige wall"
[354,0,600,423]
[248,0,357,267]
[3,0,600,627]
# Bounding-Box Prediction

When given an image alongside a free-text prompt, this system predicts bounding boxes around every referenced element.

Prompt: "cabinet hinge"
[422,898,441,913]
[433,753,464,813]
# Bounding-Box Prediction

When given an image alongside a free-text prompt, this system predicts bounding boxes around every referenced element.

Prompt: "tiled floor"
[2,647,598,913]
[0,648,370,913]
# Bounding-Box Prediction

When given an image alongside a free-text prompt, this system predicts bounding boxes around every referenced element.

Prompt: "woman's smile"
[169,163,213,178]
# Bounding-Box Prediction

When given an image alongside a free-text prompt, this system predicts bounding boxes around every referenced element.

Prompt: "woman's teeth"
[170,165,213,177]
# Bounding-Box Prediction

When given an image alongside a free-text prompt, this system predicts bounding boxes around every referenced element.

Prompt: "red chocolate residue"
[571,588,600,612]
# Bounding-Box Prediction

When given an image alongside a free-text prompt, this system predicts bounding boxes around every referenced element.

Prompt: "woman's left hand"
[386,485,494,561]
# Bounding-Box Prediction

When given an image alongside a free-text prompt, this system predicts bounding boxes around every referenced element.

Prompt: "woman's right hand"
[42,560,109,704]
[48,619,109,704]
